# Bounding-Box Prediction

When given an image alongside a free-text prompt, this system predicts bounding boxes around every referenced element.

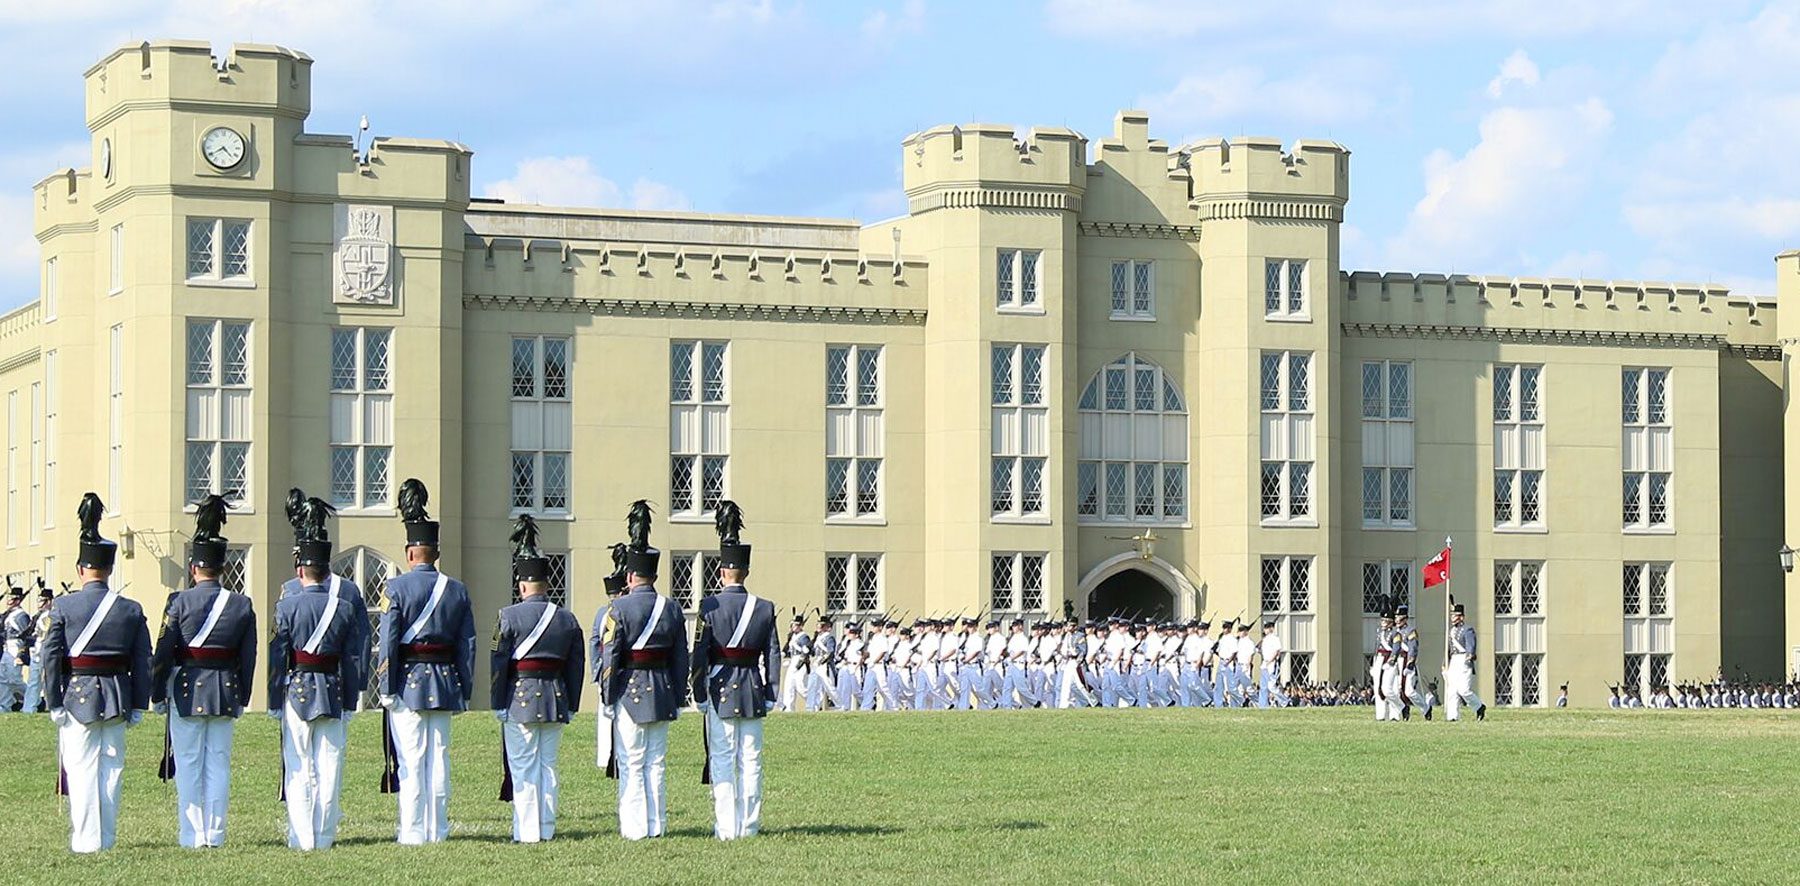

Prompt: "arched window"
[1078,354,1187,522]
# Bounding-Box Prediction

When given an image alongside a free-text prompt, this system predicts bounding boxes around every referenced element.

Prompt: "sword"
[498,730,514,802]
[380,709,400,793]
[158,711,176,782]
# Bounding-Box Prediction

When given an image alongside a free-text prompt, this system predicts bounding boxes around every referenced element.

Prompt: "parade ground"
[0,708,1791,884]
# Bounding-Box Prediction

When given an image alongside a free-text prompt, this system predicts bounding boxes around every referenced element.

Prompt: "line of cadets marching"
[780,612,1301,711]
[38,483,778,853]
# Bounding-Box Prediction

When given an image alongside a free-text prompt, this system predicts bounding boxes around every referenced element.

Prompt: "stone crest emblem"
[334,204,396,305]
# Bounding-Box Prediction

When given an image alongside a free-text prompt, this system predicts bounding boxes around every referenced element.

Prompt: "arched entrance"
[1088,568,1175,621]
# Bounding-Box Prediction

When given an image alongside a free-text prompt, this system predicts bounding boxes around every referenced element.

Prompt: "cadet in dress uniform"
[589,542,630,689]
[1444,604,1487,722]
[278,491,370,715]
[597,499,690,840]
[1393,607,1433,720]
[956,618,986,710]
[1257,621,1288,708]
[1213,620,1237,707]
[150,495,258,848]
[44,493,152,853]
[1,586,27,710]
[1372,611,1396,721]
[376,479,477,845]
[491,515,585,843]
[26,582,54,712]
[691,502,779,840]
[779,614,811,712]
[862,620,895,710]
[888,625,916,710]
[269,509,362,850]
[809,617,838,712]
[836,623,867,711]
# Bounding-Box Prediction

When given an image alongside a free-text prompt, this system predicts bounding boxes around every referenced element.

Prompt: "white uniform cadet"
[834,626,865,711]
[1257,623,1288,708]
[1445,605,1487,722]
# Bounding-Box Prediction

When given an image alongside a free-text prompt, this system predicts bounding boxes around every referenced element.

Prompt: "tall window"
[1078,354,1187,522]
[996,248,1041,311]
[1492,561,1546,707]
[109,325,124,507]
[42,257,57,321]
[222,547,250,594]
[108,224,124,294]
[330,546,397,706]
[28,382,40,543]
[186,320,251,507]
[1623,562,1673,698]
[1260,351,1314,522]
[1622,367,1672,530]
[1361,559,1413,662]
[1110,260,1154,320]
[512,551,570,607]
[1361,360,1414,528]
[6,390,17,548]
[1264,258,1307,319]
[826,553,882,616]
[1260,555,1316,683]
[186,218,252,283]
[1493,364,1544,528]
[826,345,883,519]
[668,551,723,610]
[670,341,729,517]
[510,336,571,515]
[992,344,1048,518]
[991,552,1046,615]
[330,328,393,510]
[42,351,55,528]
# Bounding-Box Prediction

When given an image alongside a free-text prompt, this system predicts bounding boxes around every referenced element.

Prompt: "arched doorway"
[1088,568,1175,621]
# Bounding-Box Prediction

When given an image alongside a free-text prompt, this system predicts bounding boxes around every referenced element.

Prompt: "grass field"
[1,708,1795,884]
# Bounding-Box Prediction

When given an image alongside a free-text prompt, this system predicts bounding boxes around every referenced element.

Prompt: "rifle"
[499,733,514,802]
[380,710,400,793]
[158,710,176,782]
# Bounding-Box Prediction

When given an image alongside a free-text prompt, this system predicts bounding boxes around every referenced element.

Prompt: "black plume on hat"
[398,478,431,523]
[285,488,306,537]
[510,514,542,560]
[627,499,654,550]
[302,497,336,542]
[77,492,105,543]
[714,500,744,546]
[194,494,230,542]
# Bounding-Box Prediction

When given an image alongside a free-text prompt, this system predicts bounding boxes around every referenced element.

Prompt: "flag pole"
[1443,537,1454,677]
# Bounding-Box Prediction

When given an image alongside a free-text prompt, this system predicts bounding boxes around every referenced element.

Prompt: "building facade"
[0,41,1788,708]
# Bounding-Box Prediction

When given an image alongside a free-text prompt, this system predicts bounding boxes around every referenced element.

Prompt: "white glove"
[493,709,509,723]
[379,695,397,711]
[126,710,143,729]
[153,701,168,716]
[49,708,71,728]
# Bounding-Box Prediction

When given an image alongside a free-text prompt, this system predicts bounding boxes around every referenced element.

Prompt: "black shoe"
[1425,706,1433,721]
[1476,704,1487,721]
[1402,704,1411,721]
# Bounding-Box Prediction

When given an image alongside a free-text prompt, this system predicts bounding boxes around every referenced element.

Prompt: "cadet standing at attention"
[491,515,585,844]
[269,498,362,850]
[279,490,371,716]
[150,494,258,849]
[691,501,779,840]
[597,500,689,841]
[44,493,152,853]
[377,478,476,845]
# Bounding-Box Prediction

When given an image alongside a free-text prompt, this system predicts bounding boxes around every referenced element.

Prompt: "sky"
[1,0,1797,309]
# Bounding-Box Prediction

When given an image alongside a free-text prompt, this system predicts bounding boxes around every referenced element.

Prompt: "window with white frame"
[1361,360,1414,528]
[108,325,123,507]
[1260,351,1314,522]
[668,550,723,610]
[1622,367,1672,530]
[1259,555,1316,683]
[510,336,571,515]
[997,248,1041,311]
[1110,260,1154,320]
[826,345,883,519]
[1492,561,1546,707]
[42,351,55,528]
[28,382,40,543]
[826,553,883,616]
[992,344,1048,518]
[671,341,729,517]
[184,320,251,507]
[512,551,570,607]
[1623,562,1673,698]
[42,257,57,321]
[185,218,252,283]
[1493,364,1544,528]
[1078,354,1186,522]
[6,390,17,548]
[1263,258,1307,319]
[1361,559,1413,659]
[109,224,123,294]
[222,546,250,594]
[991,552,1046,615]
[329,328,393,510]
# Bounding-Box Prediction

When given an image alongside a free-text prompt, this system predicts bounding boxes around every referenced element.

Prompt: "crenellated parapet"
[84,40,313,127]
[1188,137,1349,222]
[901,123,1086,215]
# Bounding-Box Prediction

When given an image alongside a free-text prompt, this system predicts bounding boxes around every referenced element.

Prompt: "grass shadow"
[764,823,903,837]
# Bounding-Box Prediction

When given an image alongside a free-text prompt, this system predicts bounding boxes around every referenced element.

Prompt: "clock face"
[201,126,246,170]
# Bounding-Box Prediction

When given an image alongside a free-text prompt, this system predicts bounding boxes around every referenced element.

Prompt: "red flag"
[1423,545,1452,589]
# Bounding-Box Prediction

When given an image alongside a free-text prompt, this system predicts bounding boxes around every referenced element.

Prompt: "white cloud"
[1385,97,1613,270]
[484,156,690,212]
[1138,60,1385,130]
[1046,0,1741,41]
[1486,50,1540,98]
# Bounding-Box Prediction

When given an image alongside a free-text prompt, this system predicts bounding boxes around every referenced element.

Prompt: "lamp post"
[1780,544,1795,574]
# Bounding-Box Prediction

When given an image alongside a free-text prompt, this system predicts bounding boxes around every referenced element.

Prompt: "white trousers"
[936,661,961,707]
[957,665,984,709]
[1403,668,1431,712]
[1258,665,1289,708]
[1380,665,1404,720]
[1001,665,1033,708]
[1446,655,1485,720]
[834,668,862,711]
[861,664,890,710]
[611,705,670,840]
[504,720,564,842]
[778,664,808,711]
[23,665,41,712]
[887,669,913,710]
[1027,665,1049,705]
[59,715,126,853]
[389,703,453,844]
[282,707,347,850]
[805,670,833,712]
[169,706,236,848]
[705,710,765,840]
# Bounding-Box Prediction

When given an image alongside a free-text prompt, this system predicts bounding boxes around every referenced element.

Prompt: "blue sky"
[2,0,1797,310]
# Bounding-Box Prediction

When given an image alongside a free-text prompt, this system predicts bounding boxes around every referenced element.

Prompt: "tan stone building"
[0,40,1788,708]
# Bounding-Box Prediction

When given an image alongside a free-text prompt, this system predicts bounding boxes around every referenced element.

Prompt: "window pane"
[221,323,250,386]
[701,342,727,402]
[1112,261,1128,312]
[1520,470,1540,523]
[1260,559,1283,612]
[1494,470,1514,523]
[990,555,1014,610]
[1021,347,1044,406]
[1520,563,1542,615]
[1362,468,1384,522]
[997,250,1015,306]
[330,329,357,391]
[1105,366,1127,410]
[1647,369,1668,424]
[669,342,693,402]
[700,456,726,511]
[1623,654,1642,693]
[1021,458,1045,514]
[1361,563,1383,614]
[1289,558,1311,611]
[991,458,1015,514]
[1390,468,1412,523]
[1286,260,1304,313]
[1020,555,1044,611]
[1519,366,1540,421]
[1361,363,1384,418]
[1288,462,1311,517]
[511,453,535,510]
[1020,250,1039,304]
[1134,365,1156,411]
[1648,654,1669,691]
[220,443,249,503]
[1388,362,1411,419]
[857,459,881,515]
[1622,564,1641,615]
[1521,653,1543,705]
[673,556,697,609]
[857,348,880,406]
[1264,260,1281,314]
[1079,378,1100,410]
[992,347,1014,405]
[187,219,215,277]
[222,222,250,277]
[1493,366,1513,421]
[1495,655,1515,706]
[1133,261,1152,313]
[826,347,849,406]
[1493,562,1514,615]
[1260,354,1281,410]
[512,338,537,398]
[670,456,694,512]
[824,556,848,609]
[365,329,392,391]
[1163,377,1183,412]
[1648,473,1669,525]
[1134,463,1157,517]
[1162,463,1185,519]
[1648,564,1669,616]
[186,442,213,504]
[329,447,357,507]
[1105,463,1129,517]
[542,452,569,510]
[1287,353,1310,412]
[857,556,881,612]
[363,446,390,509]
[188,322,215,385]
[1261,463,1282,518]
[702,555,722,596]
[1622,474,1642,525]
[825,458,849,515]
[1622,369,1641,424]
[542,338,568,399]
[1077,462,1099,517]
